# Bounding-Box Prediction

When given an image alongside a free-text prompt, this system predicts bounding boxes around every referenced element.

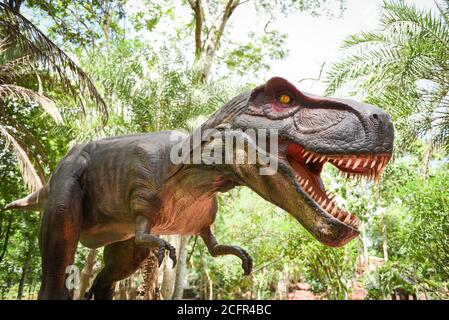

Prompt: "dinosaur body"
[6,77,394,300]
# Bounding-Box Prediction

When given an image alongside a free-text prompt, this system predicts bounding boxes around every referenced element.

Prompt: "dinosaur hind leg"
[38,177,83,300]
[86,237,150,300]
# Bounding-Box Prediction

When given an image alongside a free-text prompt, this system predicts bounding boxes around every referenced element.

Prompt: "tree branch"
[212,0,236,53]
[190,0,204,57]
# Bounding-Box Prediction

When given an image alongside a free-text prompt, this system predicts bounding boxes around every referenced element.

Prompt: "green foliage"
[189,188,309,299]
[325,0,449,152]
[188,187,360,300]
[256,0,347,18]
[301,240,357,299]
[224,31,288,77]
[364,261,416,300]
[68,38,246,143]
[399,164,449,282]
[1,0,448,301]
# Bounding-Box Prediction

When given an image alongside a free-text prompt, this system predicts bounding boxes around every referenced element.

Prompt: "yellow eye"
[279,94,292,104]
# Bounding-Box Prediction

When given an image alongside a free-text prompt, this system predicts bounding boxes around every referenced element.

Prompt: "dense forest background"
[0,0,448,300]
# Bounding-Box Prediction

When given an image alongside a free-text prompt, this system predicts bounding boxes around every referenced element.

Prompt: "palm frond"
[381,0,449,51]
[0,124,43,192]
[340,31,386,49]
[326,0,449,152]
[435,0,449,27]
[0,105,49,165]
[0,3,108,123]
[0,84,63,124]
[0,36,10,54]
[0,55,33,82]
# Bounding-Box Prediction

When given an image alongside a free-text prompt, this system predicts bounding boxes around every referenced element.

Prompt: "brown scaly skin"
[5,77,394,300]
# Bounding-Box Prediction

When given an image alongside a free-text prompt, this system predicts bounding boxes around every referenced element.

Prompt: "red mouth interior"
[285,143,390,229]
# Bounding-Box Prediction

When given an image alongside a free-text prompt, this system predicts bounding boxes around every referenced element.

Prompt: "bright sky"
[229,0,438,95]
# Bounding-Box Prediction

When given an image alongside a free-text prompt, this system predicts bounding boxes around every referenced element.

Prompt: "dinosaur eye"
[278,94,292,105]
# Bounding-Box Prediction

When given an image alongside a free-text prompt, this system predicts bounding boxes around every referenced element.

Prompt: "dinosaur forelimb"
[200,227,253,276]
[135,216,177,268]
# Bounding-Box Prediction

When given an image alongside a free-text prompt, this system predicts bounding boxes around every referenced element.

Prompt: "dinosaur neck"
[171,164,238,200]
[166,128,243,198]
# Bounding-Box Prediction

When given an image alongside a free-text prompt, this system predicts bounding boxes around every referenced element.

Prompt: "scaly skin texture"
[6,77,394,300]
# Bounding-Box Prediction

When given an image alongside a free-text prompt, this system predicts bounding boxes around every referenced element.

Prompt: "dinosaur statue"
[6,77,394,300]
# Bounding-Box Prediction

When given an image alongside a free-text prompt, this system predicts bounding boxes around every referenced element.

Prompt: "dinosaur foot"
[156,240,177,268]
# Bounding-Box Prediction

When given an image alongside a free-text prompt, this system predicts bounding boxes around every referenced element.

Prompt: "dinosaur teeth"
[346,159,353,168]
[377,160,384,171]
[363,158,370,168]
[353,158,362,169]
[344,214,352,224]
[292,149,389,230]
[306,154,314,164]
[331,206,338,216]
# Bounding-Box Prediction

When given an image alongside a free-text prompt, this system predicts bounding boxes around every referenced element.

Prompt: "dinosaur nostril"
[372,114,379,120]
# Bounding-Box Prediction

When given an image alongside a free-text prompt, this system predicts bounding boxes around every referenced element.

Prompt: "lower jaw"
[287,158,360,229]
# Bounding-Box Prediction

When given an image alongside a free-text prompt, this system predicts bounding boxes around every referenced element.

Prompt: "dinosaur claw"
[154,241,177,268]
[239,249,252,276]
[157,248,165,267]
[169,251,177,268]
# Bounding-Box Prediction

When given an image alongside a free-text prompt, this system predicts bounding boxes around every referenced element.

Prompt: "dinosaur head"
[204,77,394,247]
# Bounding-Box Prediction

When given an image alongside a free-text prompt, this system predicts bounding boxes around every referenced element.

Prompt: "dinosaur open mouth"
[285,142,390,229]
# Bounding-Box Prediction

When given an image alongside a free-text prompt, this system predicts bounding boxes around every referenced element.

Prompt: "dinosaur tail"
[5,185,48,212]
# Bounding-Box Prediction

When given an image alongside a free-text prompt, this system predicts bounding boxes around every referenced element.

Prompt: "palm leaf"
[0,55,33,82]
[326,0,449,153]
[0,3,108,123]
[0,105,49,165]
[0,84,63,124]
[0,124,43,192]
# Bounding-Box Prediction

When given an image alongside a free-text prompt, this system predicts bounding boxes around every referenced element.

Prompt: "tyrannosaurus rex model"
[6,77,394,300]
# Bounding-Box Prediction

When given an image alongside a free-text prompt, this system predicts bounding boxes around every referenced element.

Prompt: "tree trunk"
[361,222,369,269]
[200,254,213,300]
[160,235,179,299]
[0,214,12,264]
[276,264,289,300]
[189,0,238,84]
[4,0,23,12]
[17,260,28,299]
[77,248,98,299]
[172,235,190,299]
